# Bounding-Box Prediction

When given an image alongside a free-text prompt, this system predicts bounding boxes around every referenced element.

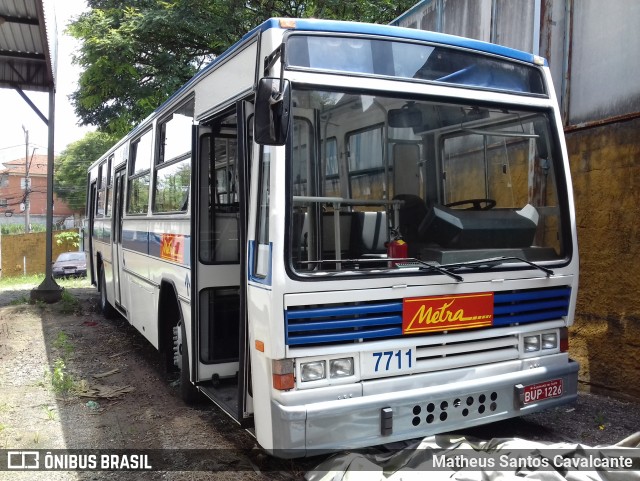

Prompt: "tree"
[68,0,415,135]
[54,131,119,211]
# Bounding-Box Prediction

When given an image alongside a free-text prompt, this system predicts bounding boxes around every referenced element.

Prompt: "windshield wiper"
[298,257,464,281]
[443,256,554,277]
[401,258,463,282]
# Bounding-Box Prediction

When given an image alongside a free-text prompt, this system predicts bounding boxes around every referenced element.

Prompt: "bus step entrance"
[199,380,240,422]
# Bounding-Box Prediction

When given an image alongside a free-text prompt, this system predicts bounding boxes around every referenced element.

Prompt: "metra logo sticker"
[403,293,494,335]
[160,234,185,263]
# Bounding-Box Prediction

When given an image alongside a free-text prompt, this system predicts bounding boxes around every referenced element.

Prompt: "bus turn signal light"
[560,327,569,352]
[272,359,295,390]
[273,373,295,390]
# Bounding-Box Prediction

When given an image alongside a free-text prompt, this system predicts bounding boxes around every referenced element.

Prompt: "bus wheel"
[173,319,200,404]
[99,268,117,319]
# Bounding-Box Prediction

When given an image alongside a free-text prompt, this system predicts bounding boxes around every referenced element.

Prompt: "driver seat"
[393,194,429,244]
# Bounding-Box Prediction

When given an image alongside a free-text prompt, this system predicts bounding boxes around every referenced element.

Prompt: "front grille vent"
[285,286,570,347]
[285,300,402,346]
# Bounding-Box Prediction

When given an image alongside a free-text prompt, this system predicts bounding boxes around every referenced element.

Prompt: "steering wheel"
[445,198,496,210]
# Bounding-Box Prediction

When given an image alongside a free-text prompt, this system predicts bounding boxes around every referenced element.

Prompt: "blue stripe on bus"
[493,287,571,304]
[287,327,403,346]
[287,315,402,333]
[492,286,571,326]
[121,229,191,266]
[285,286,571,346]
[286,302,403,320]
[122,229,149,255]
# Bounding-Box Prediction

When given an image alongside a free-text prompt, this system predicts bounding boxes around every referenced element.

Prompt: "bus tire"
[99,268,117,319]
[175,318,200,404]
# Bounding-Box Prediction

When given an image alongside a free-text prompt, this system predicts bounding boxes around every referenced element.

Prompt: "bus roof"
[258,18,541,65]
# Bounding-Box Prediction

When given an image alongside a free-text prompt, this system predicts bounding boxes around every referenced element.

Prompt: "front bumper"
[53,269,87,278]
[269,358,579,456]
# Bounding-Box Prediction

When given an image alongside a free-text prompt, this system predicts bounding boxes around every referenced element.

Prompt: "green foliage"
[0,224,46,235]
[0,273,91,290]
[42,405,56,421]
[59,291,82,315]
[51,358,75,397]
[69,0,416,135]
[8,295,29,305]
[55,231,81,249]
[54,131,119,210]
[53,331,75,359]
[0,273,43,289]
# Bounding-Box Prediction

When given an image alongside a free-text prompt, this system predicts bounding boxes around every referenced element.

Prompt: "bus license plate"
[361,348,415,378]
[522,379,563,405]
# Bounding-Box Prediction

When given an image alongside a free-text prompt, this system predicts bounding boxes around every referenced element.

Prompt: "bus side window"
[127,129,153,215]
[153,98,193,213]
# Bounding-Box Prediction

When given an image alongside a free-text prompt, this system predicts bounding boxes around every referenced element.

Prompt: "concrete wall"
[0,229,79,277]
[567,117,640,398]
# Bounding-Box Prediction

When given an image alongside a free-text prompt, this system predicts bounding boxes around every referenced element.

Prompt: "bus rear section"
[247,24,578,455]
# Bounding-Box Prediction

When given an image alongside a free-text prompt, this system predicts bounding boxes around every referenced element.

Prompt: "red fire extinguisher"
[387,229,408,267]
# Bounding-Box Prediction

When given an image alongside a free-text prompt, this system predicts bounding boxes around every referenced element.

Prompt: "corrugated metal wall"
[391,0,640,126]
[569,0,640,125]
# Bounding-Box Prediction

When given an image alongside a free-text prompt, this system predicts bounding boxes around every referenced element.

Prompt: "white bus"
[87,18,579,456]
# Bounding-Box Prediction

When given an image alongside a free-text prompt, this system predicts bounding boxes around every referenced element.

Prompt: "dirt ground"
[0,285,639,480]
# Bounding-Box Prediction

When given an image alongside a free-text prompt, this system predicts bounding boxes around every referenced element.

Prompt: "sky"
[0,0,91,165]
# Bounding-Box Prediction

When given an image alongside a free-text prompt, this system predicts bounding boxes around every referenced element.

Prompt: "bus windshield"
[288,88,568,276]
[286,35,546,95]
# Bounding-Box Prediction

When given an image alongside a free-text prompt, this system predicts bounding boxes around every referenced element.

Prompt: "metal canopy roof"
[0,0,61,300]
[0,0,56,92]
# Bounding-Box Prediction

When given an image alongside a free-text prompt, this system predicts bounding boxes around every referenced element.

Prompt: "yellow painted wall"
[0,230,79,277]
[567,117,640,398]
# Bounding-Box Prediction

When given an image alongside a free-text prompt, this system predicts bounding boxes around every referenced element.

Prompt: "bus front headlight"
[523,335,541,352]
[330,358,354,378]
[300,361,326,382]
[541,332,558,350]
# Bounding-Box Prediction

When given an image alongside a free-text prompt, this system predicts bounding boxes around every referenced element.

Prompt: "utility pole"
[22,125,30,233]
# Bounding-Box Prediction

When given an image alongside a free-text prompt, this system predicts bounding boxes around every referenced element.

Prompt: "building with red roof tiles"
[0,154,80,229]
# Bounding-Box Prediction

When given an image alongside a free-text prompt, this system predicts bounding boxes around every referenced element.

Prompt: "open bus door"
[190,100,254,427]
[111,166,126,307]
[87,179,97,284]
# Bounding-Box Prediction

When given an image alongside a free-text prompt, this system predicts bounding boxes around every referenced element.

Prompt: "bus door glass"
[192,109,243,417]
[88,180,97,283]
[112,166,126,306]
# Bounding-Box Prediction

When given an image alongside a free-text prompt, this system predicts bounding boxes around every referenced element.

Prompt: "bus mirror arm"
[255,77,291,146]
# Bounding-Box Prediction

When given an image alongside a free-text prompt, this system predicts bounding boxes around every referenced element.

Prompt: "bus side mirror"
[255,78,291,146]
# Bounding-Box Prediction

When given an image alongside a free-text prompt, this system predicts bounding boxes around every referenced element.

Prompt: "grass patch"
[59,290,81,315]
[42,406,56,421]
[53,331,74,359]
[0,274,91,291]
[0,274,44,290]
[58,277,92,289]
[8,295,29,305]
[51,358,75,397]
